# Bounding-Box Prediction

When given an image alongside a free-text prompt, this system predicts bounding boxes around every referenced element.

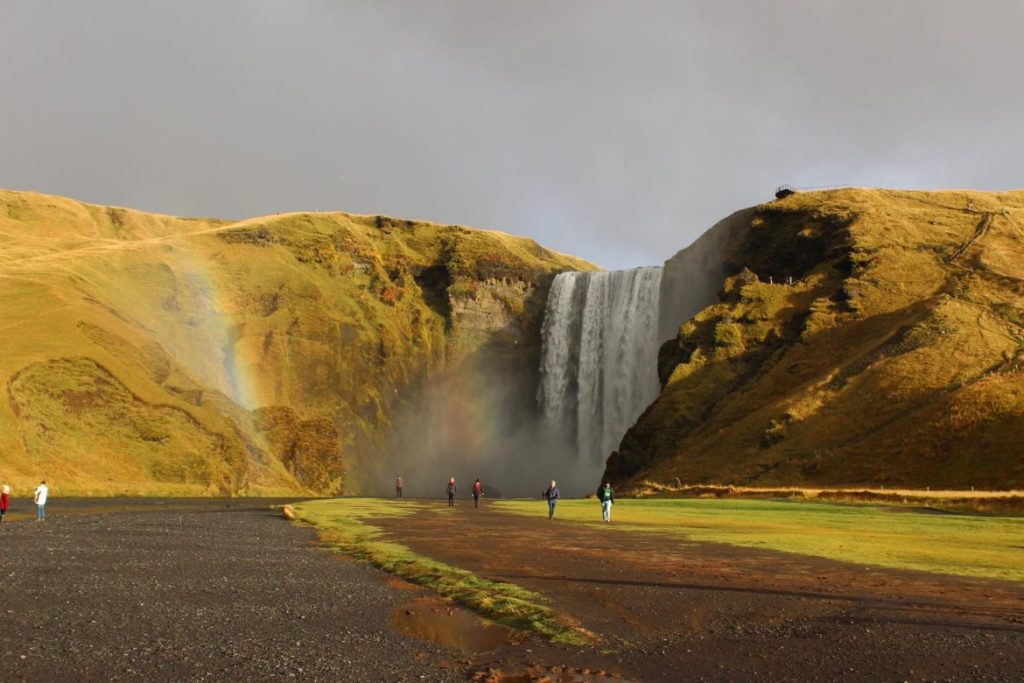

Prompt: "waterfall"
[538,267,663,464]
[537,208,753,482]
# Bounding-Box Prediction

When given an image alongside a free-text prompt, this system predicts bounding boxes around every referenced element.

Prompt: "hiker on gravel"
[472,479,483,508]
[396,475,404,500]
[34,480,48,522]
[1,484,9,524]
[599,482,615,523]
[447,477,457,507]
[543,480,559,520]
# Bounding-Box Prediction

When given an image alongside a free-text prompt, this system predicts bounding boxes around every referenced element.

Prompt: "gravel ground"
[0,504,455,682]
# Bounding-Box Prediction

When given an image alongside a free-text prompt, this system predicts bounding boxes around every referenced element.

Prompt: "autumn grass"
[0,189,593,496]
[491,498,1024,582]
[633,482,1024,515]
[291,498,589,645]
[617,187,1024,491]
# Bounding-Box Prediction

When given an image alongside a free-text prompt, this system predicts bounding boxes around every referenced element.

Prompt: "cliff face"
[657,207,754,342]
[0,190,592,496]
[607,188,1024,490]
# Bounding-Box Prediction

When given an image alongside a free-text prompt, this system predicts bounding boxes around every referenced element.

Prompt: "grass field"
[492,498,1024,582]
[290,498,588,644]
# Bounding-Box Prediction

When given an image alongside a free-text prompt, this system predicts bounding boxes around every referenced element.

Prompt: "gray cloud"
[2,0,1022,269]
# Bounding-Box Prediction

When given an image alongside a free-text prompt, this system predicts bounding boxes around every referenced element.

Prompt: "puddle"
[388,596,526,654]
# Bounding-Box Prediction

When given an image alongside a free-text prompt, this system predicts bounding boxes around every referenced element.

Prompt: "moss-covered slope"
[607,188,1024,490]
[0,190,592,496]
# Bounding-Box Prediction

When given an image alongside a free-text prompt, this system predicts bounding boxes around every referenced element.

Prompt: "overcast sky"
[2,1,1022,269]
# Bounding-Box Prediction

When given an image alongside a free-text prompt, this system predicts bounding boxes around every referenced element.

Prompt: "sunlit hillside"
[0,190,593,496]
[608,188,1024,490]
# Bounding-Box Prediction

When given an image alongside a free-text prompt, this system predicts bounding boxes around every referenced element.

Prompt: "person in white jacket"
[34,480,48,522]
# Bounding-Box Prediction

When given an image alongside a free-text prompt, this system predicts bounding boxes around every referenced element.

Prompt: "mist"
[354,354,602,500]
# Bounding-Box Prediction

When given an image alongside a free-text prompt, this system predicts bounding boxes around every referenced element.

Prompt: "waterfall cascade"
[537,209,751,478]
[538,267,663,464]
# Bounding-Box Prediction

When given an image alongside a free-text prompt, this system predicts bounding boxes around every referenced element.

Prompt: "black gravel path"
[0,504,454,682]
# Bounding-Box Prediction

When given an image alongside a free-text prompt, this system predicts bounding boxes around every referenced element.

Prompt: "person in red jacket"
[0,484,10,524]
[472,479,483,508]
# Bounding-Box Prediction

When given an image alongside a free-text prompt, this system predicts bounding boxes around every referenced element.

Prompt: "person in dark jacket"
[447,477,457,507]
[543,480,559,519]
[472,479,483,508]
[598,482,615,522]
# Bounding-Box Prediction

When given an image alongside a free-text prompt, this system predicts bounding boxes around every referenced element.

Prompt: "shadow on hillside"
[606,298,961,487]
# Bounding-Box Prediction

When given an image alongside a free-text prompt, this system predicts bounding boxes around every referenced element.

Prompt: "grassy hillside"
[607,188,1024,490]
[0,190,592,496]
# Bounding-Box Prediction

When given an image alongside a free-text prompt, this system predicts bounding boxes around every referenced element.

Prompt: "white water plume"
[538,267,663,466]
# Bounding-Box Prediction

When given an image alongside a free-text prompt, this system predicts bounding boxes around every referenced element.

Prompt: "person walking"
[446,477,457,507]
[395,475,404,500]
[472,479,483,508]
[0,484,9,524]
[34,480,48,523]
[598,482,615,523]
[543,480,559,520]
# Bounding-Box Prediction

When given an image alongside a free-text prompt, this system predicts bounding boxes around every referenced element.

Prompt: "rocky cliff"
[607,188,1024,490]
[0,190,592,496]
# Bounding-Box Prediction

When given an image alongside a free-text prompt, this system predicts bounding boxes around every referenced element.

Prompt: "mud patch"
[384,575,420,591]
[389,596,526,654]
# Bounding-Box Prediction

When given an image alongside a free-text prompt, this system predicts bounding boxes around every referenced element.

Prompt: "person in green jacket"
[598,482,614,523]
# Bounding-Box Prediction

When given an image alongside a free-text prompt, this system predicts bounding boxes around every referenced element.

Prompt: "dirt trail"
[0,221,242,272]
[946,211,995,263]
[377,503,1024,681]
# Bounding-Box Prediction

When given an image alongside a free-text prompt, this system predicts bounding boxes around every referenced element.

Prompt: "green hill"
[0,190,593,496]
[607,188,1024,490]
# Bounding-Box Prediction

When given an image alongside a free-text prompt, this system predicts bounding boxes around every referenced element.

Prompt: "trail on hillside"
[376,503,1024,681]
[0,220,252,273]
[946,211,995,263]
